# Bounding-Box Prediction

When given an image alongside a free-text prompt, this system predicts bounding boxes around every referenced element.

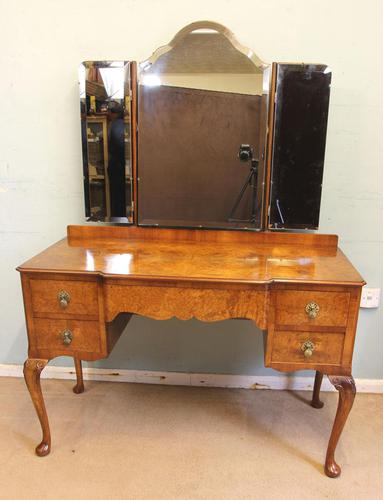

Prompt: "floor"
[0,377,382,500]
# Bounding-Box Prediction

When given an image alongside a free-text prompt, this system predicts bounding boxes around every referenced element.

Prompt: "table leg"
[325,375,356,478]
[73,358,85,394]
[23,358,51,457]
[311,371,324,409]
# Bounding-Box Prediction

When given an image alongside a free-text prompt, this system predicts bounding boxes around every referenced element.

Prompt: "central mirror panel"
[137,23,270,229]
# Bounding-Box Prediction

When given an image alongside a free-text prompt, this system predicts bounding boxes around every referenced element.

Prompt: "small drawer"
[271,331,344,365]
[275,290,350,328]
[33,318,101,353]
[30,279,98,317]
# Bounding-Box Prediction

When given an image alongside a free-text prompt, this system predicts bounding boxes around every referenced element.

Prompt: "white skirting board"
[1,364,382,393]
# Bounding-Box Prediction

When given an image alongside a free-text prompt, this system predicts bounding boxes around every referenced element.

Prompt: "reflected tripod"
[228,149,259,224]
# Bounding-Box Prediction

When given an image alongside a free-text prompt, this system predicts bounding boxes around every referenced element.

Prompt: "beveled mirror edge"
[263,62,277,230]
[139,20,268,73]
[130,61,138,224]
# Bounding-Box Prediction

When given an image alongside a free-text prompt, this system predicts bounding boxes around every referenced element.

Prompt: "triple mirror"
[79,21,331,231]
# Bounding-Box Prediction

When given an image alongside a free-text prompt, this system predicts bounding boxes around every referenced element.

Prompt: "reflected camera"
[238,144,253,162]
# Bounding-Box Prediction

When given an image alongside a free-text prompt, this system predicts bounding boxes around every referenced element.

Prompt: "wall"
[157,74,263,94]
[1,0,382,379]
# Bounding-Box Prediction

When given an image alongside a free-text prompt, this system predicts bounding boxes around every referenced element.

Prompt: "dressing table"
[18,21,365,478]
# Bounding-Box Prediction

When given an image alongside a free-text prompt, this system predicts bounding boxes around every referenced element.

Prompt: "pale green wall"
[1,0,382,378]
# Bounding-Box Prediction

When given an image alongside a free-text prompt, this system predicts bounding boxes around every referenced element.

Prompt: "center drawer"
[30,279,98,317]
[275,290,350,329]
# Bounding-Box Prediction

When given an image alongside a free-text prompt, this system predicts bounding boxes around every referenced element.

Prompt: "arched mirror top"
[139,21,268,96]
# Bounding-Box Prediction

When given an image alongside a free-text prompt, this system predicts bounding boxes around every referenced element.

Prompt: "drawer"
[275,290,350,328]
[33,318,101,353]
[271,331,344,365]
[30,279,98,317]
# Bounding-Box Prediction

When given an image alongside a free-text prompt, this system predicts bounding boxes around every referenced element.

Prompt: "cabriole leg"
[311,371,324,409]
[73,358,84,394]
[325,375,356,478]
[23,358,51,457]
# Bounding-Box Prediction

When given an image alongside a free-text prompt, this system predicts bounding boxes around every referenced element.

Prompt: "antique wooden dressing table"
[18,21,365,478]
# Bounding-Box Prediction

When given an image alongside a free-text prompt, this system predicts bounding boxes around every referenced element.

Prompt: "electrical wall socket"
[360,287,380,308]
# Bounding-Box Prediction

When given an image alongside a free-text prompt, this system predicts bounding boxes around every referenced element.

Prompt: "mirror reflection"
[138,24,269,229]
[269,64,331,230]
[79,61,132,222]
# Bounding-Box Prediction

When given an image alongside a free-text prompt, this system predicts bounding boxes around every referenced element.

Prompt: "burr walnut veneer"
[18,225,364,478]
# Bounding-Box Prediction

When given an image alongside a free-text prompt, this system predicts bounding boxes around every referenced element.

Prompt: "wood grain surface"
[270,331,344,365]
[30,278,98,317]
[17,226,364,287]
[104,284,268,326]
[275,290,350,328]
[18,224,364,473]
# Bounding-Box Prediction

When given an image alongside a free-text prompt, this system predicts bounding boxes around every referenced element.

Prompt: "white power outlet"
[360,287,380,308]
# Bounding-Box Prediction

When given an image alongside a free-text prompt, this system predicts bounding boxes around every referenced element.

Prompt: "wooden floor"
[0,377,382,500]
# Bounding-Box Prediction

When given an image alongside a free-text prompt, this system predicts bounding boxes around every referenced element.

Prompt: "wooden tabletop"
[17,225,364,286]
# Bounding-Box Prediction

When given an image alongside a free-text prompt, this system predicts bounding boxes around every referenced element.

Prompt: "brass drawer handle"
[301,340,315,358]
[61,329,73,346]
[58,290,70,309]
[305,301,319,319]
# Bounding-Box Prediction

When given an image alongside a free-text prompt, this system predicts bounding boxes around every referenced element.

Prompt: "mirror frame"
[78,21,331,233]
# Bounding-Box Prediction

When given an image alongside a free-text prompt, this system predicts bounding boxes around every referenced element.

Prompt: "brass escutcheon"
[301,340,315,358]
[61,329,73,346]
[58,290,70,309]
[305,301,319,319]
